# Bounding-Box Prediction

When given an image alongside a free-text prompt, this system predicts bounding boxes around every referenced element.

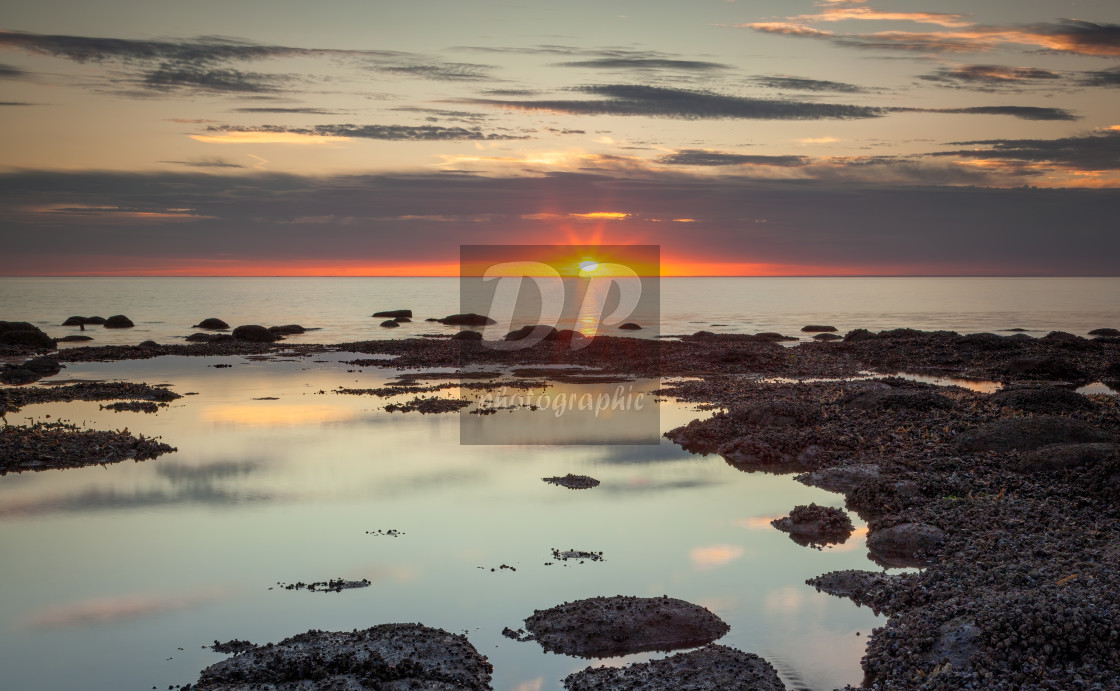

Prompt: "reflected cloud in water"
[690,544,746,571]
[22,586,231,629]
[201,403,357,427]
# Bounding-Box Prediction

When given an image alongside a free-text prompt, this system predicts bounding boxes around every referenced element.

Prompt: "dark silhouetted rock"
[193,318,230,330]
[25,357,61,375]
[269,324,305,334]
[990,386,1095,414]
[1019,443,1120,472]
[505,325,559,341]
[543,474,600,489]
[438,313,496,326]
[231,325,281,342]
[83,316,106,324]
[451,330,483,341]
[1002,356,1088,382]
[729,400,819,427]
[0,368,39,385]
[772,503,854,548]
[753,332,798,342]
[62,316,88,326]
[1089,328,1120,337]
[0,322,55,349]
[185,624,493,691]
[813,333,842,341]
[958,415,1112,453]
[801,325,837,332]
[807,569,899,603]
[103,315,134,329]
[565,645,785,691]
[56,335,93,342]
[372,309,413,319]
[618,322,642,330]
[867,522,945,567]
[380,320,400,328]
[523,595,730,658]
[394,316,412,323]
[138,340,159,348]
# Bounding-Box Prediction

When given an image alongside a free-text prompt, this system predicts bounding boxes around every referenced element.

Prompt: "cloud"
[458,84,886,120]
[161,159,246,168]
[659,150,809,167]
[690,544,745,570]
[231,107,337,114]
[751,75,867,93]
[919,64,1063,88]
[1077,67,1120,87]
[556,58,730,71]
[904,105,1077,121]
[792,7,971,27]
[744,19,1120,56]
[22,587,230,628]
[936,129,1120,170]
[201,123,528,142]
[0,100,37,106]
[372,62,495,81]
[0,62,29,79]
[141,64,291,93]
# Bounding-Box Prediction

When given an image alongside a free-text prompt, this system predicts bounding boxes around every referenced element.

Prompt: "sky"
[1,0,1118,276]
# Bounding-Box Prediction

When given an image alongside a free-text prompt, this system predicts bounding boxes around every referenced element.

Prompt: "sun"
[578,259,600,274]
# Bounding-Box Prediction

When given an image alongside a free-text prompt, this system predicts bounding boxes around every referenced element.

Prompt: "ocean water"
[1,276,1118,348]
[0,277,1118,691]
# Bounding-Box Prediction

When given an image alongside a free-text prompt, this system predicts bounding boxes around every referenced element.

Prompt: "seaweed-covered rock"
[813,333,842,341]
[1001,356,1087,382]
[797,464,881,494]
[843,387,951,412]
[771,503,854,548]
[186,623,493,690]
[451,330,483,341]
[193,318,230,330]
[989,386,1095,414]
[728,400,819,427]
[866,522,945,567]
[269,324,305,334]
[958,416,1112,453]
[231,325,281,342]
[542,473,600,489]
[505,325,559,341]
[844,328,876,342]
[564,645,785,691]
[522,595,729,658]
[1019,443,1120,472]
[103,314,134,329]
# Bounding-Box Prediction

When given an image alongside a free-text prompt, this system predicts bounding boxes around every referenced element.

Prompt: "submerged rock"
[797,464,881,494]
[522,595,729,658]
[771,503,854,548]
[813,332,842,341]
[56,335,94,342]
[269,324,306,334]
[564,644,785,691]
[801,324,837,332]
[186,623,493,690]
[1089,327,1120,337]
[372,309,413,320]
[380,320,401,328]
[451,330,483,341]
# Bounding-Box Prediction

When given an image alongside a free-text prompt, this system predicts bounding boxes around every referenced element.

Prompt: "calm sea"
[0,276,1118,691]
[1,277,1119,347]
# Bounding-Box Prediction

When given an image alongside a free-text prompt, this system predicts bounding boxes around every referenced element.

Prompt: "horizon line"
[2,274,1119,279]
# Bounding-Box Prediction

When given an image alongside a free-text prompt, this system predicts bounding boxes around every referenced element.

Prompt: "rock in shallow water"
[522,595,729,658]
[866,522,945,568]
[564,644,785,691]
[185,623,493,690]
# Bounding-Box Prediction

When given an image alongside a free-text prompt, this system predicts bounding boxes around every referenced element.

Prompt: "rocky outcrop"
[103,314,134,329]
[564,645,785,691]
[231,325,281,342]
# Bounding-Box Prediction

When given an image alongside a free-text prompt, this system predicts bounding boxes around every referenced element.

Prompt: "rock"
[564,645,785,691]
[813,333,842,341]
[394,316,412,323]
[618,322,642,330]
[1001,356,1088,382]
[268,324,305,334]
[1019,443,1120,472]
[505,325,559,341]
[25,357,61,375]
[0,322,56,349]
[1089,327,1120,337]
[372,309,413,319]
[958,415,1112,453]
[844,388,951,411]
[103,315,134,329]
[83,316,106,324]
[989,386,1095,414]
[451,331,483,341]
[844,328,876,342]
[56,335,93,342]
[543,474,601,489]
[186,333,216,342]
[138,340,159,348]
[522,595,730,658]
[0,368,39,385]
[807,569,898,601]
[728,400,819,427]
[771,503,854,548]
[231,325,281,342]
[186,624,493,690]
[380,320,400,328]
[62,316,88,326]
[192,318,230,330]
[866,522,945,567]
[797,464,881,494]
[801,325,837,332]
[438,313,496,326]
[753,332,798,342]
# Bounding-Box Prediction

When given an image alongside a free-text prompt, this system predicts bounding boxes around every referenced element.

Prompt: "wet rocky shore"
[3,325,1119,689]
